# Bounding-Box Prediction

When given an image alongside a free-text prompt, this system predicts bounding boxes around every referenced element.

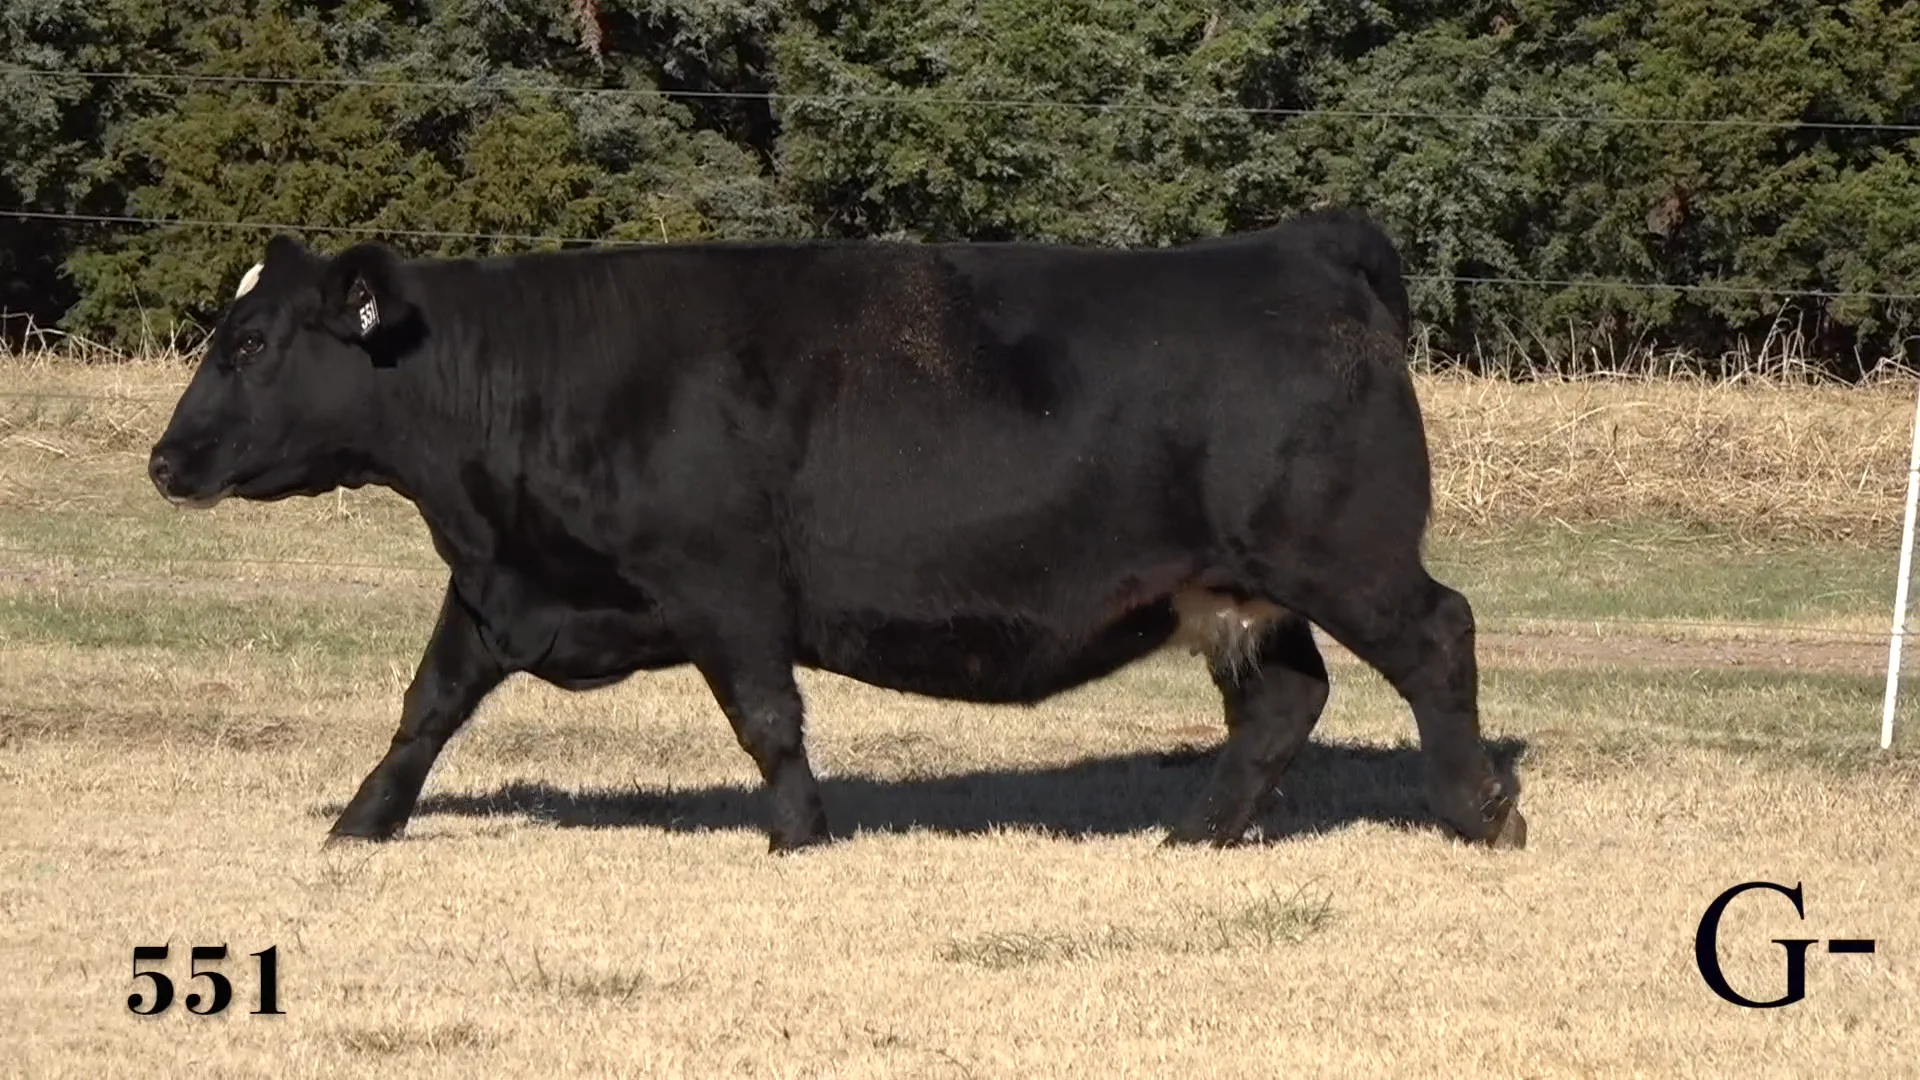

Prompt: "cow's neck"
[362,370,494,571]
[365,286,604,579]
[381,390,571,589]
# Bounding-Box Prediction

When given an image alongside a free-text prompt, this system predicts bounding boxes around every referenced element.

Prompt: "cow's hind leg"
[329,583,505,842]
[1165,612,1330,846]
[1302,568,1526,849]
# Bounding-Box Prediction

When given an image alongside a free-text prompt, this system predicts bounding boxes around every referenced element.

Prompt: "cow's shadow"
[353,735,1529,844]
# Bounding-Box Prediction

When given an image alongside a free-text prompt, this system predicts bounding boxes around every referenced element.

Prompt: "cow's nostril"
[147,451,174,493]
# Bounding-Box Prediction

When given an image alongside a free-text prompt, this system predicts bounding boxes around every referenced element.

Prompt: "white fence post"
[1880,376,1920,750]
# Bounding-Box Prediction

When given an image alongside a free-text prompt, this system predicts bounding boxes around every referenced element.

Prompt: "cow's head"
[147,235,419,507]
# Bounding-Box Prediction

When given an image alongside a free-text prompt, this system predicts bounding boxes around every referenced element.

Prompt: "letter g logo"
[1694,881,1818,1008]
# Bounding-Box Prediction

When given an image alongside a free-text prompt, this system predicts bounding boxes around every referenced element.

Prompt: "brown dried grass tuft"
[1418,371,1915,543]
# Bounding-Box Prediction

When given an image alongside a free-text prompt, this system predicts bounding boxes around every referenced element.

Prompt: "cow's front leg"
[677,615,827,853]
[329,582,505,842]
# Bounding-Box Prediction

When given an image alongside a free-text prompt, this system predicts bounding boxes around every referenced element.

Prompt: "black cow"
[146,210,1526,853]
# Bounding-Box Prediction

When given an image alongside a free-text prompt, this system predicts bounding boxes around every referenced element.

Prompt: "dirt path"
[1449,630,1880,677]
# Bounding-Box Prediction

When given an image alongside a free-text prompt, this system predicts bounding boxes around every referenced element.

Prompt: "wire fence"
[7,63,1919,313]
[8,65,1920,134]
[5,208,1918,304]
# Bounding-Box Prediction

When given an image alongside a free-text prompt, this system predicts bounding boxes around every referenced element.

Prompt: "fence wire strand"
[0,545,439,575]
[4,208,1916,302]
[0,208,608,248]
[7,65,1920,134]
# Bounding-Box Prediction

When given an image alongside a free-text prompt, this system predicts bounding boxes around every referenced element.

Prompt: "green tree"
[5,0,1917,371]
[50,0,802,345]
[771,1,1409,244]
[2,0,186,337]
[1266,0,1920,371]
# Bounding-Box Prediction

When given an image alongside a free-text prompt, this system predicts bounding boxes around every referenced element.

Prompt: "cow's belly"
[793,585,1287,704]
[795,603,1174,703]
[476,592,688,691]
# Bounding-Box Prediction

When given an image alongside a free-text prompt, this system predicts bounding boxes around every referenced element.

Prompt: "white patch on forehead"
[235,263,264,298]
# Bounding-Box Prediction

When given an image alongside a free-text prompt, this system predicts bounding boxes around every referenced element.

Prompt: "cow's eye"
[234,332,266,360]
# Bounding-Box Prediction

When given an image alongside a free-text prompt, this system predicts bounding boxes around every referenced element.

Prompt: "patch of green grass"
[0,499,436,574]
[939,928,1133,969]
[1428,522,1892,627]
[501,950,694,1003]
[939,887,1336,969]
[334,1021,493,1056]
[1193,886,1339,949]
[1479,664,1917,765]
[0,587,435,661]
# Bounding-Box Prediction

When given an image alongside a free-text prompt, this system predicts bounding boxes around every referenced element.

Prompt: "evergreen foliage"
[2,0,1916,374]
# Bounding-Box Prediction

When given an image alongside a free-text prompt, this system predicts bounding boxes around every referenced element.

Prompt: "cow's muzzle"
[147,446,226,510]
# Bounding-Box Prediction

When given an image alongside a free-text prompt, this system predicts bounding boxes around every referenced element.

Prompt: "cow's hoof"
[764,826,825,853]
[1160,818,1213,847]
[1441,799,1527,851]
[1432,778,1527,851]
[325,822,401,846]
[1161,818,1253,849]
[766,822,832,855]
[1485,804,1527,850]
[322,835,379,850]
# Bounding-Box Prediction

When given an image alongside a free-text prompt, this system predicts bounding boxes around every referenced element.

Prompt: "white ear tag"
[235,263,264,298]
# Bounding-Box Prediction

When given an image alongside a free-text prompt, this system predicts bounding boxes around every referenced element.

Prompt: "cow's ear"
[234,234,315,299]
[317,242,416,344]
[262,233,311,270]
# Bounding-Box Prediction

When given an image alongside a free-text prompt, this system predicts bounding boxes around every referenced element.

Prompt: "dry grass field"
[4,356,1919,1078]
